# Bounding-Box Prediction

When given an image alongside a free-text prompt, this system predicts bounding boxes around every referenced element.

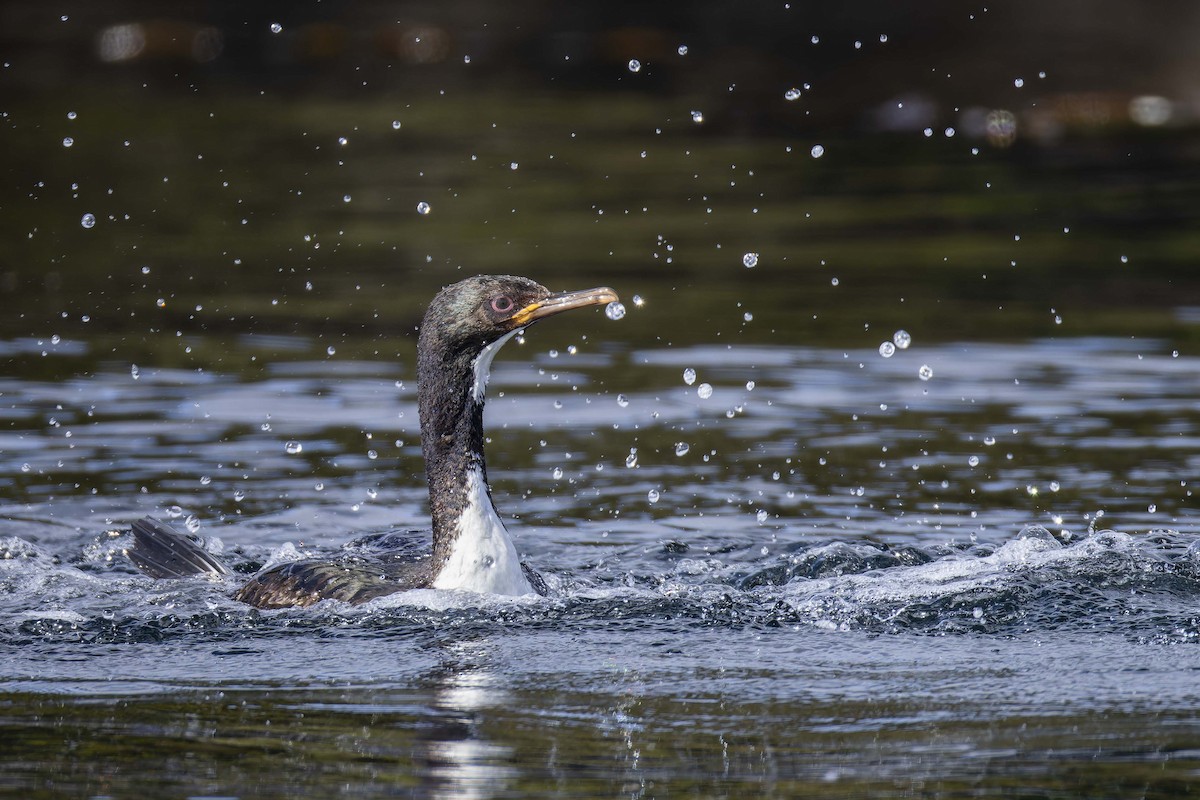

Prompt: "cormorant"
[127,275,619,608]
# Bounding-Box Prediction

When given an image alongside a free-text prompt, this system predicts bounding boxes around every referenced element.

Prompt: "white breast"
[432,467,534,595]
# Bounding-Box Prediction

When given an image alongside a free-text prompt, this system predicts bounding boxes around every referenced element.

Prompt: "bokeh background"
[3,0,1199,364]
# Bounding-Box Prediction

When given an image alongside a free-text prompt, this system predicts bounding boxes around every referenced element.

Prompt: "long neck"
[417,330,517,567]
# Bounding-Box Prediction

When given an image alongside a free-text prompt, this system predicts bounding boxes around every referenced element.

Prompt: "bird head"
[420,275,619,353]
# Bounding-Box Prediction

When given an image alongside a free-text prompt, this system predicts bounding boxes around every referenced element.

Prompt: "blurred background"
[2,0,1199,365]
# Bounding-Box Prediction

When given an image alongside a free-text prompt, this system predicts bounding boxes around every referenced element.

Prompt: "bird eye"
[490,296,515,314]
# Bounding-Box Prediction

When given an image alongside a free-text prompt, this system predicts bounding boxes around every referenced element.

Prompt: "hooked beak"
[509,286,619,327]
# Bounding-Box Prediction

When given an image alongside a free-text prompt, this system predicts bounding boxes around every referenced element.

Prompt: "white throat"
[432,466,534,595]
[471,328,521,403]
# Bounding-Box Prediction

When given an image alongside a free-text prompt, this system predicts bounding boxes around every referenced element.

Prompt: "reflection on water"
[2,332,1199,796]
[429,645,518,800]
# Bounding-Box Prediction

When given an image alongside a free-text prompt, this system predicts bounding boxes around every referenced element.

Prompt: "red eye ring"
[490,296,515,313]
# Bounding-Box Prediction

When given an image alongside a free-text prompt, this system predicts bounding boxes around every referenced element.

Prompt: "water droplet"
[20,463,30,473]
[674,442,690,456]
[745,380,755,391]
[342,194,352,203]
[968,455,980,467]
[810,144,825,158]
[984,436,996,446]
[690,110,704,124]
[552,467,563,480]
[416,201,431,215]
[627,59,641,73]
[879,34,889,43]
[285,440,303,454]
[141,265,151,274]
[697,383,713,399]
[683,368,696,385]
[743,312,753,322]
[185,515,200,534]
[200,475,211,485]
[130,364,139,380]
[647,489,661,503]
[233,489,245,502]
[1120,255,1129,264]
[156,298,166,308]
[50,334,61,345]
[62,137,74,148]
[337,136,348,146]
[830,277,839,286]
[742,252,759,268]
[784,88,801,101]
[80,213,96,229]
[879,341,896,358]
[509,161,519,170]
[918,364,933,381]
[893,330,912,349]
[67,111,77,120]
[605,301,626,320]
[1148,503,1157,513]
[756,509,769,524]
[625,450,638,468]
[677,45,689,56]
[1014,77,1025,88]
[632,294,645,307]
[270,22,282,34]
[616,393,629,408]
[811,35,820,44]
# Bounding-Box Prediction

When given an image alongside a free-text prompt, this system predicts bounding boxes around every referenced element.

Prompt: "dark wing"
[128,517,232,579]
[522,562,548,596]
[232,558,433,609]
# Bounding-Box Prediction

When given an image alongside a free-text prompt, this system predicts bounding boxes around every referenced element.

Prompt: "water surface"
[3,333,1199,798]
